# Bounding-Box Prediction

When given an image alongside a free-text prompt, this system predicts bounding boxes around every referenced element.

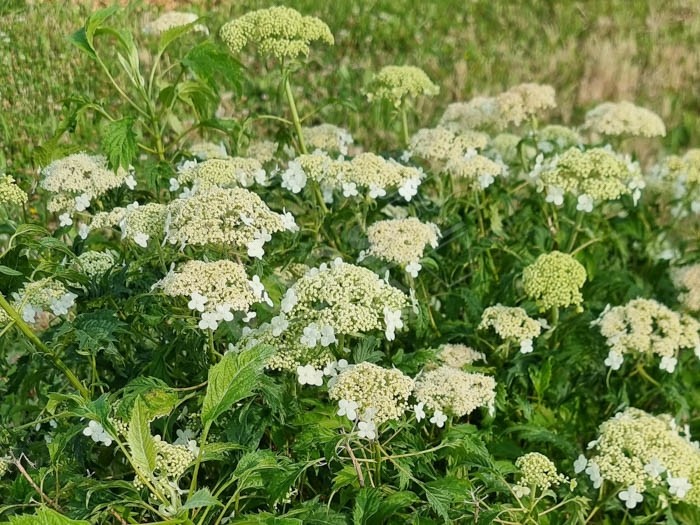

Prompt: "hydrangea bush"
[1,5,700,524]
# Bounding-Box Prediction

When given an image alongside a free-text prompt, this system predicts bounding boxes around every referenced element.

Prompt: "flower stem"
[0,293,89,399]
[284,75,307,155]
[400,106,410,146]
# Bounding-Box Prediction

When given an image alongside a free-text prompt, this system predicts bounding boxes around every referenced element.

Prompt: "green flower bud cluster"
[366,66,439,108]
[0,175,27,208]
[516,452,568,490]
[220,7,334,61]
[522,251,586,311]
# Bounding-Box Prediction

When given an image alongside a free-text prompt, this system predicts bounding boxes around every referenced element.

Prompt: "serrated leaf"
[127,397,156,479]
[102,117,136,170]
[158,20,204,55]
[116,376,178,421]
[181,488,222,510]
[182,41,243,94]
[1,507,90,525]
[201,344,274,426]
[353,488,382,525]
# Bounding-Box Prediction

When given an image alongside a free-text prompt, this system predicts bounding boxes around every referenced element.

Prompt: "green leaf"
[201,344,274,426]
[158,19,204,55]
[182,41,243,94]
[116,376,179,421]
[127,397,157,479]
[101,117,136,170]
[353,488,382,525]
[1,507,90,525]
[181,488,222,510]
[85,6,120,48]
[0,265,22,276]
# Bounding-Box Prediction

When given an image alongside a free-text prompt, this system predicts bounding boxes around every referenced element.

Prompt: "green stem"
[283,75,307,155]
[567,211,584,252]
[0,293,89,399]
[189,421,211,499]
[400,106,410,146]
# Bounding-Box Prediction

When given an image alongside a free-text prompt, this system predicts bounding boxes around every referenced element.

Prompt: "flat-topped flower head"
[220,6,333,61]
[495,83,557,128]
[586,408,700,507]
[328,362,413,425]
[3,278,74,328]
[584,101,666,138]
[143,11,208,35]
[671,264,700,313]
[537,147,643,205]
[593,298,700,372]
[366,65,439,108]
[366,218,440,267]
[516,452,568,490]
[439,96,501,131]
[165,187,286,252]
[413,366,496,418]
[523,251,586,311]
[445,150,504,189]
[41,153,129,214]
[437,344,486,368]
[0,175,27,207]
[478,305,542,348]
[154,260,257,315]
[284,260,408,336]
[409,127,489,163]
[302,124,354,156]
[536,125,584,151]
[120,202,168,247]
[177,157,266,189]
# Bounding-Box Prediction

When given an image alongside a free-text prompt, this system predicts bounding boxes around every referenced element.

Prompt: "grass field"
[2,0,700,178]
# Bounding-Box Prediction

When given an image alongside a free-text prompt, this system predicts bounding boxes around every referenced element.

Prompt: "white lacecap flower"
[659,355,677,373]
[270,314,289,336]
[124,174,137,190]
[398,177,420,201]
[357,420,377,440]
[74,193,91,212]
[82,420,113,446]
[50,292,77,316]
[519,338,534,354]
[643,458,666,478]
[383,307,403,341]
[668,475,692,499]
[248,276,265,300]
[169,178,180,192]
[59,213,73,227]
[585,462,603,489]
[405,261,422,278]
[242,311,256,323]
[22,304,38,323]
[300,323,322,348]
[478,173,495,189]
[215,304,234,322]
[512,484,531,498]
[296,365,323,386]
[198,311,219,331]
[187,292,208,312]
[574,454,587,474]
[281,288,298,313]
[342,182,358,197]
[320,324,337,346]
[78,223,89,239]
[133,232,149,248]
[576,194,594,213]
[545,186,564,206]
[369,184,386,199]
[239,213,255,226]
[430,409,447,428]
[619,485,643,509]
[414,402,426,422]
[337,399,359,421]
[281,210,299,232]
[281,161,307,193]
[604,350,623,370]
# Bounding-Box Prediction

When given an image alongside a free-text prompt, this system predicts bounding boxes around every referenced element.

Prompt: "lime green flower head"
[366,65,439,108]
[0,175,27,208]
[523,251,586,311]
[220,6,334,61]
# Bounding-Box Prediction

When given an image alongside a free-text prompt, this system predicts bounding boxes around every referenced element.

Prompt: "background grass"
[2,0,700,179]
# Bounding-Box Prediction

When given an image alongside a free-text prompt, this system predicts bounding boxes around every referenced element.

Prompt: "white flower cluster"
[531,146,645,211]
[413,366,496,418]
[0,174,27,207]
[302,124,354,155]
[189,141,228,160]
[328,362,414,426]
[522,251,587,311]
[365,65,439,108]
[580,408,700,508]
[176,157,269,189]
[143,11,208,35]
[593,298,700,373]
[282,151,424,202]
[365,218,440,276]
[478,305,542,353]
[671,264,700,313]
[164,187,294,255]
[650,149,700,216]
[515,452,568,490]
[445,148,505,190]
[154,260,263,331]
[82,420,113,446]
[584,101,665,138]
[281,259,408,341]
[72,250,117,279]
[439,83,556,131]
[87,202,168,248]
[41,153,130,216]
[437,344,485,368]
[0,278,76,328]
[408,126,489,166]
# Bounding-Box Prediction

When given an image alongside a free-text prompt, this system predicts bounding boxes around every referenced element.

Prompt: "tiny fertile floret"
[522,251,586,311]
